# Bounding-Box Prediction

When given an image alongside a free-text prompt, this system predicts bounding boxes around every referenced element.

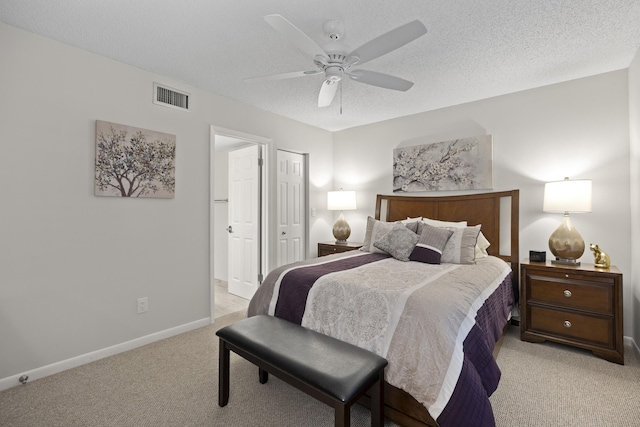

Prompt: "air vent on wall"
[153,83,190,111]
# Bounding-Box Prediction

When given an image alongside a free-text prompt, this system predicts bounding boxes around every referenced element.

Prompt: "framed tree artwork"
[393,135,493,192]
[94,120,176,198]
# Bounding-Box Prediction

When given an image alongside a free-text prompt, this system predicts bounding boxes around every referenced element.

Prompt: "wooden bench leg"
[218,338,230,407]
[371,371,384,427]
[335,404,350,427]
[258,368,269,384]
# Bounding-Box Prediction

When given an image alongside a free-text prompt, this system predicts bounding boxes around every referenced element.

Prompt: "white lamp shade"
[543,178,592,213]
[327,190,357,211]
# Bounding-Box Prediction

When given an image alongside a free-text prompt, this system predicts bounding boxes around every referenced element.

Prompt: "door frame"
[210,125,270,322]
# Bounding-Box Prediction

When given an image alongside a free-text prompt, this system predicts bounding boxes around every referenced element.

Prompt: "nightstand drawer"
[530,306,614,347]
[528,274,613,314]
[318,242,363,257]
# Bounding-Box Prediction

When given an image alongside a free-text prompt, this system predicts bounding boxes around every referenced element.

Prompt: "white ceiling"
[2,0,640,132]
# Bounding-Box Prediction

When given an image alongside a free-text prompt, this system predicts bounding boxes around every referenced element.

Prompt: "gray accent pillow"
[361,216,396,253]
[409,223,454,264]
[361,217,418,253]
[400,220,419,234]
[441,224,482,264]
[373,222,419,261]
[402,217,421,233]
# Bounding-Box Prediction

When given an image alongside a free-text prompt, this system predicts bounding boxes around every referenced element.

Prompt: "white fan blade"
[264,14,327,59]
[347,20,427,66]
[348,70,414,91]
[244,70,321,83]
[318,80,339,107]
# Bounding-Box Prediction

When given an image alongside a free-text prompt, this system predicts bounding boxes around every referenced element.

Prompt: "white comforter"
[249,252,512,423]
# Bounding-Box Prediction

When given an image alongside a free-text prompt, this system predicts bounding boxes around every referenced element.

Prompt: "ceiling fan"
[245,14,427,107]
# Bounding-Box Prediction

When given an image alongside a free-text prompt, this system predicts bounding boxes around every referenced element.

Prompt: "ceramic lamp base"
[548,213,585,265]
[332,212,351,243]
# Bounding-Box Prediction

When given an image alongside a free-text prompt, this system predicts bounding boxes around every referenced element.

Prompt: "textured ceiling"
[2,0,640,131]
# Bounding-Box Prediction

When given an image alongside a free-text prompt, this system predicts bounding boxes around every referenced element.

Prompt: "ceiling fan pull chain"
[339,81,342,114]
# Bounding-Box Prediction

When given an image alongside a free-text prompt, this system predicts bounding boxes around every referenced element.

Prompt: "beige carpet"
[491,326,640,427]
[1,312,639,427]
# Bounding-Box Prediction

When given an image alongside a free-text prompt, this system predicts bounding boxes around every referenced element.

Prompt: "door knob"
[281,231,286,235]
[227,226,233,233]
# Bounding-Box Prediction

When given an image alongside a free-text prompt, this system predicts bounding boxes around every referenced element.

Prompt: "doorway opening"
[210,126,269,322]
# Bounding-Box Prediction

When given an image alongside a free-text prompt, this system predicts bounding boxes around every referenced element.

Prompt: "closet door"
[277,150,306,266]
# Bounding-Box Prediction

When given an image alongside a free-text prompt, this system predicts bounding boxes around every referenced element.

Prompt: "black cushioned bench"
[216,315,388,427]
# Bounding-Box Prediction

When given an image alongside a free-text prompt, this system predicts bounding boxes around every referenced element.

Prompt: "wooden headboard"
[375,190,520,283]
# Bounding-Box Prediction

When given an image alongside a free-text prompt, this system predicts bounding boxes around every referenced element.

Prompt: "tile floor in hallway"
[214,278,250,318]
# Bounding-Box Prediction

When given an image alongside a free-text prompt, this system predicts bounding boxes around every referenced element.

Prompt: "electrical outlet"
[137,297,148,314]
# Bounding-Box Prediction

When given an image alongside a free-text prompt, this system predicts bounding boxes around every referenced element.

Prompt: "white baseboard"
[0,317,211,392]
[625,335,640,358]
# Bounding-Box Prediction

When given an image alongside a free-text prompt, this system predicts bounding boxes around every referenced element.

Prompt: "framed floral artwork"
[94,120,176,198]
[393,135,493,192]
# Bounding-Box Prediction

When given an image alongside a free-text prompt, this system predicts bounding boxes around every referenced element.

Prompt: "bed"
[248,190,519,427]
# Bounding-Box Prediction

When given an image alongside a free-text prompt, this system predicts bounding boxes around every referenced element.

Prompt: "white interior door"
[228,145,261,299]
[277,150,306,266]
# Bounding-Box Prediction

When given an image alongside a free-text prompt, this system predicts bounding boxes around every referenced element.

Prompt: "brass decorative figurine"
[589,243,611,268]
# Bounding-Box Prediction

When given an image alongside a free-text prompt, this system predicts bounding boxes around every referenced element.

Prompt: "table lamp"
[327,190,357,243]
[543,177,592,265]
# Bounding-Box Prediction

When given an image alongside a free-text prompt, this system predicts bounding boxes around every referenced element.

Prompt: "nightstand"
[317,241,362,257]
[520,259,624,364]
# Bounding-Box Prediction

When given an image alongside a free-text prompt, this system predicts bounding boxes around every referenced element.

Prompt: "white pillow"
[403,216,422,223]
[475,232,491,259]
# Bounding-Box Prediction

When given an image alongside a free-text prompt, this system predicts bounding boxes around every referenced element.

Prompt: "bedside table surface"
[318,241,363,248]
[521,258,621,275]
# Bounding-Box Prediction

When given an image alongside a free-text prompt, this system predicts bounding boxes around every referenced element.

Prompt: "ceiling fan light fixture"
[325,66,343,82]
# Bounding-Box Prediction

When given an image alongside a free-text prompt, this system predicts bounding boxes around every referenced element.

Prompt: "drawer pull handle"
[564,320,572,328]
[563,290,572,298]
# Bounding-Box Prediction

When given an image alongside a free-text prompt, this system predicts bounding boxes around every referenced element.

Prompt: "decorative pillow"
[361,217,396,253]
[475,232,491,259]
[409,223,454,264]
[361,217,419,253]
[420,218,489,261]
[441,225,482,264]
[401,217,422,233]
[373,223,419,261]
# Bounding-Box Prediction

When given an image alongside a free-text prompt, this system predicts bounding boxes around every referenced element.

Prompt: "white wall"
[629,48,640,346]
[0,22,333,385]
[333,71,634,339]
